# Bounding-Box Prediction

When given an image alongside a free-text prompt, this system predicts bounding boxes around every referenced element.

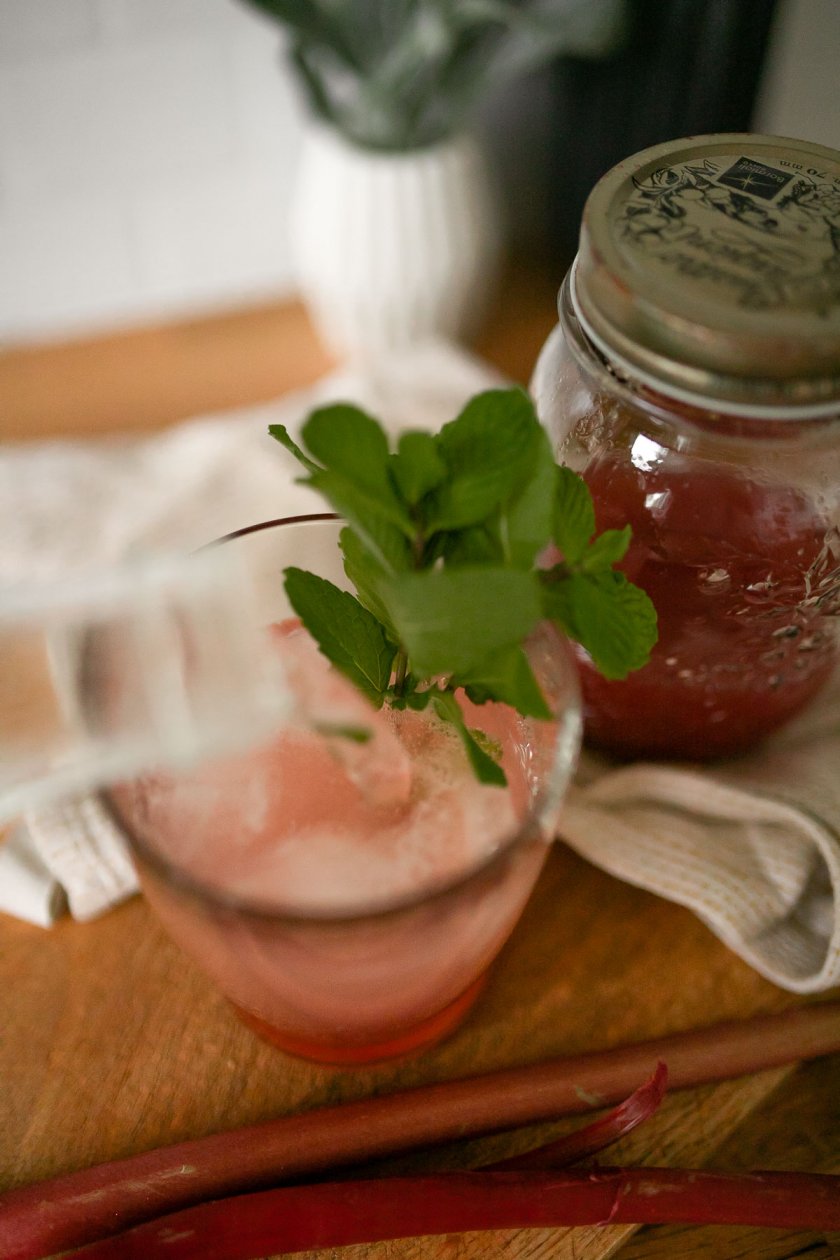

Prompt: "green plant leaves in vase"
[239,0,627,151]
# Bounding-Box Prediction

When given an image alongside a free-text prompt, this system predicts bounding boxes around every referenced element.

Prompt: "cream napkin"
[561,671,840,994]
[1,341,838,995]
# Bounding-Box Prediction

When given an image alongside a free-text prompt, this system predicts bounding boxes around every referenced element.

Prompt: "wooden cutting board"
[2,844,834,1259]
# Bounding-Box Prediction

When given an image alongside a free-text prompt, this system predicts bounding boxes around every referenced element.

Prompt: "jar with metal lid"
[532,133,840,760]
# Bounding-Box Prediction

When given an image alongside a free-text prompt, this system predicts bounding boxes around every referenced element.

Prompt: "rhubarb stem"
[2,1002,838,1260]
[64,1168,840,1259]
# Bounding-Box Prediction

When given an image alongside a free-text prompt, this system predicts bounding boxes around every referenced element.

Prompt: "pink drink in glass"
[108,518,580,1064]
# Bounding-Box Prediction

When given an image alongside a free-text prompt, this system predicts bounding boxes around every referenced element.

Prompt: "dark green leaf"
[499,424,556,568]
[554,466,595,562]
[267,423,320,474]
[391,431,447,506]
[469,727,504,764]
[270,415,414,547]
[580,526,631,572]
[314,722,372,744]
[403,688,433,710]
[288,41,341,127]
[431,691,507,787]
[542,569,657,680]
[436,523,503,566]
[427,388,543,531]
[459,645,552,719]
[339,526,399,635]
[283,567,396,704]
[239,0,360,66]
[307,468,415,550]
[302,405,414,538]
[387,684,433,711]
[302,404,391,494]
[380,566,542,678]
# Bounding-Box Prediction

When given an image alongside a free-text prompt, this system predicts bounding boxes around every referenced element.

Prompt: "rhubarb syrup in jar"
[533,134,840,760]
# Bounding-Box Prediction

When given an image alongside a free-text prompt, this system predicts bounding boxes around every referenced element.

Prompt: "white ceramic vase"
[289,127,503,359]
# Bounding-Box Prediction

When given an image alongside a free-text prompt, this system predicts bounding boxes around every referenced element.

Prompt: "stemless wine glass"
[104,515,581,1065]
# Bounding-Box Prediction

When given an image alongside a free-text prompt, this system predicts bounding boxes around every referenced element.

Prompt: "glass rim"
[111,513,580,926]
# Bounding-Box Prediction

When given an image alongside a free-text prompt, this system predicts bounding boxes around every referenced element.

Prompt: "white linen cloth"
[0,342,838,994]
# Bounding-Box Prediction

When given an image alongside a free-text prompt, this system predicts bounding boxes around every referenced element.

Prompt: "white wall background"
[0,0,839,347]
[752,0,840,150]
[0,0,306,344]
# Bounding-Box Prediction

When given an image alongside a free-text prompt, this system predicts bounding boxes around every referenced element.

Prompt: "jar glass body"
[532,273,840,761]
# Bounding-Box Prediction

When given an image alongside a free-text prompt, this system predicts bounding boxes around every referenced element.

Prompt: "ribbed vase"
[289,127,503,359]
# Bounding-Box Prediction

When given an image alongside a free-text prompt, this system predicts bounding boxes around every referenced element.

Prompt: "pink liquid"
[113,625,561,1062]
[576,453,837,760]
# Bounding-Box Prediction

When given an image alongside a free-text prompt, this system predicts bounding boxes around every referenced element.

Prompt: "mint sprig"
[283,567,396,706]
[270,388,657,785]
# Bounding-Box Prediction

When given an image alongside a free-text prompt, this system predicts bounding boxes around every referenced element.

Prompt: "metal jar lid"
[573,133,840,415]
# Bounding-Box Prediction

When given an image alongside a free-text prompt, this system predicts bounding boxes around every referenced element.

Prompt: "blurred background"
[0,0,839,348]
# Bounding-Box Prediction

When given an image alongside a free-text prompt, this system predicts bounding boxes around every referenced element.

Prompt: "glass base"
[233,973,488,1066]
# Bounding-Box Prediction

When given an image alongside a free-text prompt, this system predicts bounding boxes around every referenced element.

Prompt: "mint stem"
[390,528,426,699]
[393,650,409,697]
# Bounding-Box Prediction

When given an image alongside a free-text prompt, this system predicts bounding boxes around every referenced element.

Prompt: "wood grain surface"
[1,264,838,1260]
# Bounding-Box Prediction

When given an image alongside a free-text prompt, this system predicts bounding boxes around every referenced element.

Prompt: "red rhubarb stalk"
[64,1168,840,1259]
[490,1061,668,1170]
[1,1001,838,1260]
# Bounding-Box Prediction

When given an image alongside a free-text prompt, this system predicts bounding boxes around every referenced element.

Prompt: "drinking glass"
[104,515,581,1064]
[0,545,288,823]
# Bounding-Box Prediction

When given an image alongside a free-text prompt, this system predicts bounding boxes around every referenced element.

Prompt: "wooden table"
[1,263,839,1260]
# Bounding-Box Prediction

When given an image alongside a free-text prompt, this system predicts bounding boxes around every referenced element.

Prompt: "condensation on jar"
[532,133,840,761]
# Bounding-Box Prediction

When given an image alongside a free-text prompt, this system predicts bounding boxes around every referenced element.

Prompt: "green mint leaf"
[499,424,556,568]
[271,410,414,555]
[554,466,595,562]
[379,566,542,678]
[303,404,390,496]
[314,722,372,744]
[458,645,552,719]
[283,567,396,704]
[387,685,433,712]
[347,510,412,574]
[267,423,320,474]
[426,388,543,531]
[390,431,447,506]
[301,404,414,537]
[541,569,657,680]
[339,526,400,636]
[462,731,507,786]
[403,688,433,711]
[436,523,503,567]
[469,728,504,764]
[580,526,632,572]
[431,691,507,787]
[307,468,415,554]
[434,424,554,571]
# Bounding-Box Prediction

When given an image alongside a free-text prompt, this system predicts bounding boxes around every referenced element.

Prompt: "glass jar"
[533,134,840,761]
